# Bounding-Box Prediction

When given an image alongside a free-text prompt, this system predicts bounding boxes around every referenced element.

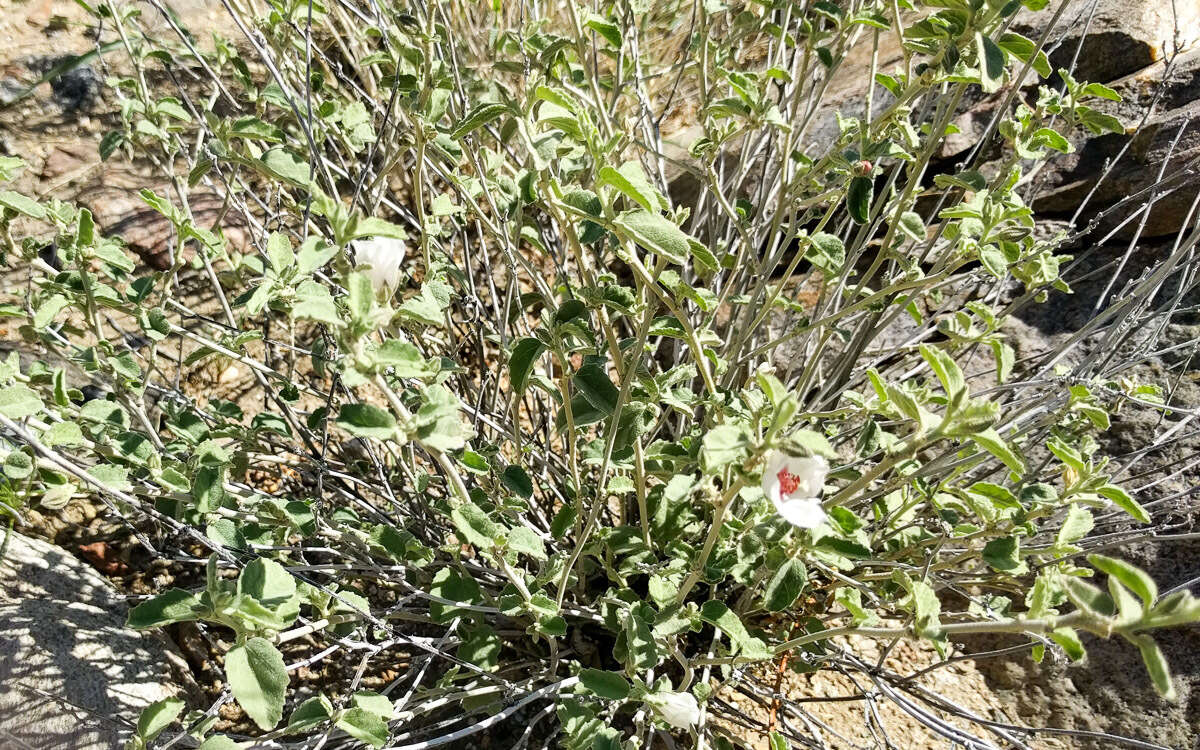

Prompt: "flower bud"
[351,236,406,296]
[646,690,700,730]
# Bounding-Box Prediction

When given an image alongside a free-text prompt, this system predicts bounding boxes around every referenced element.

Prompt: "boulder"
[1012,0,1200,87]
[0,532,192,749]
[1029,45,1200,238]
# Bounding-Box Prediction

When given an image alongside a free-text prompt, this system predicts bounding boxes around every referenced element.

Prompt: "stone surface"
[1012,0,1200,87]
[983,241,1200,749]
[0,532,190,749]
[1027,45,1200,239]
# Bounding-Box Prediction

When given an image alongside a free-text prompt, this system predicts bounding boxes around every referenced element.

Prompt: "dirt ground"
[0,2,1194,749]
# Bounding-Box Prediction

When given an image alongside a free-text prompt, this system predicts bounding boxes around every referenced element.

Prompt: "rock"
[1012,0,1199,87]
[26,54,100,112]
[987,241,1200,749]
[40,142,98,181]
[79,180,252,271]
[0,532,192,749]
[1029,46,1200,238]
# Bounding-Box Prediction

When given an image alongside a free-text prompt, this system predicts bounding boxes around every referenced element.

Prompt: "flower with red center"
[762,450,829,528]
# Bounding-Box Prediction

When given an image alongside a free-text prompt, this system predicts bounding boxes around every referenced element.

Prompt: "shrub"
[1,0,1197,747]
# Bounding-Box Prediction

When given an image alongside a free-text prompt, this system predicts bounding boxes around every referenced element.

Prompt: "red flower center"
[776,468,802,496]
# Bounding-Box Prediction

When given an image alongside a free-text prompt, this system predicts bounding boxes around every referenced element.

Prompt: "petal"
[783,454,828,498]
[774,496,826,529]
[761,450,789,499]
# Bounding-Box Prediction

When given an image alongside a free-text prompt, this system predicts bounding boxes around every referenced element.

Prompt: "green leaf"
[580,669,631,700]
[970,429,1024,474]
[369,525,429,564]
[351,691,394,718]
[231,116,286,142]
[763,559,807,612]
[399,280,453,327]
[699,601,771,658]
[768,731,792,750]
[226,637,289,731]
[688,238,720,273]
[336,403,398,441]
[415,384,472,452]
[292,282,343,327]
[1056,505,1093,548]
[990,340,1014,383]
[584,14,622,47]
[99,130,123,160]
[613,210,691,265]
[238,557,299,615]
[451,501,503,549]
[0,190,45,219]
[136,697,185,742]
[266,232,295,273]
[34,294,69,329]
[997,32,1051,77]
[598,162,659,212]
[1062,576,1115,619]
[1032,127,1072,154]
[806,232,845,275]
[255,148,315,189]
[561,189,606,244]
[1048,627,1086,661]
[1076,106,1124,135]
[127,588,205,629]
[574,362,619,416]
[286,695,334,733]
[1082,82,1122,101]
[506,525,546,561]
[847,176,872,224]
[906,577,943,639]
[919,343,965,399]
[430,567,481,623]
[0,384,43,419]
[622,609,659,669]
[335,708,389,748]
[1132,634,1176,701]
[784,429,838,459]
[4,450,32,479]
[934,170,988,192]
[501,464,534,499]
[451,102,509,140]
[372,340,429,378]
[1088,554,1156,608]
[700,424,750,473]
[196,737,241,750]
[982,536,1023,573]
[457,625,502,671]
[1098,484,1150,523]
[975,32,1007,93]
[557,700,606,750]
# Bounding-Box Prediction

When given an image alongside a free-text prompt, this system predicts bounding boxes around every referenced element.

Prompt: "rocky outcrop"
[1027,46,1200,239]
[0,532,192,749]
[1012,0,1199,87]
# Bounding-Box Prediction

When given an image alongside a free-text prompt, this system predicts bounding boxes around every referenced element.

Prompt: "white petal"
[784,454,828,499]
[773,495,827,529]
[351,237,406,294]
[762,451,830,513]
[650,691,700,729]
[761,450,790,503]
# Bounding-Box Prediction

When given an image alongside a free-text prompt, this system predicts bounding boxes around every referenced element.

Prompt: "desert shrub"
[1,0,1198,747]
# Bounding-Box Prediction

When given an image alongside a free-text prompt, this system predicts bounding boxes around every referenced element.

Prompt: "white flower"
[647,690,700,730]
[762,450,829,529]
[351,236,405,295]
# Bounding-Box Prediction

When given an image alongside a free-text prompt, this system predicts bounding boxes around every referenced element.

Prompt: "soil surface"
[1,2,1196,749]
